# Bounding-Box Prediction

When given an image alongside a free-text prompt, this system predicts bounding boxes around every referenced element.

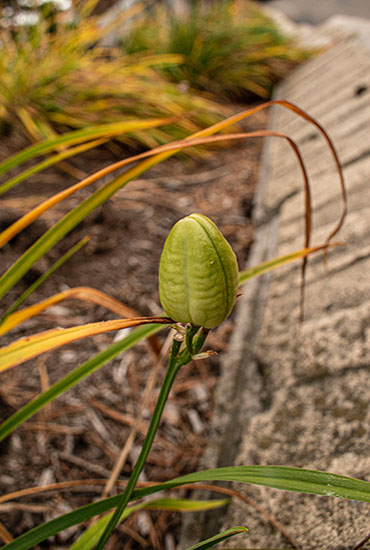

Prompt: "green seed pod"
[159,213,239,329]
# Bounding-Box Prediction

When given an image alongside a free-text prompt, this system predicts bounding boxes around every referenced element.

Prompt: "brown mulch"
[0,105,267,549]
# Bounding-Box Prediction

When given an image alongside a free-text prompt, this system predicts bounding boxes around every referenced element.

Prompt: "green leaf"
[143,497,229,512]
[238,245,325,285]
[71,498,228,550]
[0,139,106,196]
[3,466,370,550]
[182,527,248,550]
[0,323,165,441]
[70,504,137,550]
[0,119,170,181]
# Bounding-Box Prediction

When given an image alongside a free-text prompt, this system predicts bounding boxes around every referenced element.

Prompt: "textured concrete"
[264,0,370,25]
[180,29,370,550]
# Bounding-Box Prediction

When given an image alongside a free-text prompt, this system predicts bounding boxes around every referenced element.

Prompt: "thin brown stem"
[351,531,370,550]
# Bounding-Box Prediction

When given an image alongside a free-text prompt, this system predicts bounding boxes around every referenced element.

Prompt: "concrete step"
[180,27,370,550]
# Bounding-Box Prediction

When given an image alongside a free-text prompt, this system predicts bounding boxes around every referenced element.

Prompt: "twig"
[0,521,13,544]
[26,422,85,435]
[118,521,149,547]
[0,503,50,513]
[351,531,370,550]
[37,358,50,411]
[86,431,119,462]
[58,452,112,477]
[0,479,156,505]
[36,357,50,453]
[89,398,146,429]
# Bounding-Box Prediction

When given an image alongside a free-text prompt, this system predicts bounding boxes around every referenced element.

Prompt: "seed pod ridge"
[159,213,239,329]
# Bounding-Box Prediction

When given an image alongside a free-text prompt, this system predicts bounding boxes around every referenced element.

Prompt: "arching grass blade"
[2,466,370,550]
[182,527,248,550]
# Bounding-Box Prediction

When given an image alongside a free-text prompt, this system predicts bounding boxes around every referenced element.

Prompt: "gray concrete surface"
[264,0,370,24]
[180,24,370,550]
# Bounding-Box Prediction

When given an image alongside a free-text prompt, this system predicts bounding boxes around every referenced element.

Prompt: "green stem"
[96,327,207,549]
[185,324,199,355]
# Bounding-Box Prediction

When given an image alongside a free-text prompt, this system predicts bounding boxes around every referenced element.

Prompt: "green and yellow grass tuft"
[123,0,313,100]
[0,1,228,150]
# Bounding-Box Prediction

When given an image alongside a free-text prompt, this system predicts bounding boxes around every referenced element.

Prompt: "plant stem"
[186,324,199,355]
[96,326,207,549]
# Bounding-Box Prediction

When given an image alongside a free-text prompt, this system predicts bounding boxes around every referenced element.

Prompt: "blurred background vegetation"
[0,0,312,153]
[123,0,311,99]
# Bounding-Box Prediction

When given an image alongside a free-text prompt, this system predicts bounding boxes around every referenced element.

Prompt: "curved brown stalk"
[0,522,13,544]
[351,532,370,550]
[271,99,347,245]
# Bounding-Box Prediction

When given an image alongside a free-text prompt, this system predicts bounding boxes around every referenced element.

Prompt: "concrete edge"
[179,24,370,547]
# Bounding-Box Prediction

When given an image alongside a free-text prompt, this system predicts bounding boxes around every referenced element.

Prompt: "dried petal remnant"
[159,214,239,328]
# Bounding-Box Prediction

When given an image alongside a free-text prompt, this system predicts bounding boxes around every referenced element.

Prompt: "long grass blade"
[0,118,173,180]
[238,243,342,285]
[3,466,369,550]
[0,286,140,336]
[0,323,165,441]
[0,317,171,372]
[0,138,106,197]
[2,98,336,250]
[182,527,248,550]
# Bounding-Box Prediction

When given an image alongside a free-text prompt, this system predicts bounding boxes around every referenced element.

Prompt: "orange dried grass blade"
[0,479,157,506]
[0,316,172,372]
[0,286,162,357]
[187,98,346,242]
[0,522,13,544]
[218,100,346,321]
[271,100,346,319]
[0,287,138,336]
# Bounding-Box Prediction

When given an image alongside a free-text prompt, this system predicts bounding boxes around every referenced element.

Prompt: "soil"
[0,104,267,549]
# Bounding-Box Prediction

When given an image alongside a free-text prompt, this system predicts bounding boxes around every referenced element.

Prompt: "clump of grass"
[123,0,313,100]
[0,1,228,150]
